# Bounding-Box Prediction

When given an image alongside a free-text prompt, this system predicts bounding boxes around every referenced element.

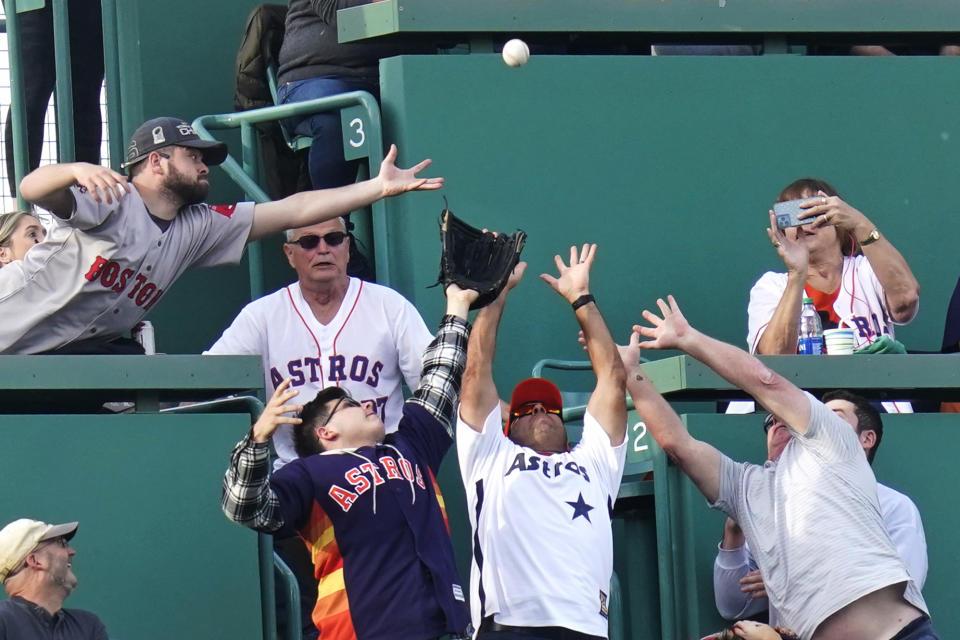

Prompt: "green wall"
[381,54,960,395]
[0,414,263,640]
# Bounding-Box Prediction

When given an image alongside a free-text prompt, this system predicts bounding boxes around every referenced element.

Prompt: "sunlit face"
[0,214,45,264]
[318,395,385,449]
[767,399,867,461]
[283,218,350,287]
[160,146,210,205]
[764,414,794,462]
[36,537,77,595]
[508,402,567,453]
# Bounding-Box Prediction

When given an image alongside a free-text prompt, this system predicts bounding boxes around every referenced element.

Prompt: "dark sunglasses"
[321,395,362,427]
[762,414,776,433]
[286,232,349,250]
[510,402,561,421]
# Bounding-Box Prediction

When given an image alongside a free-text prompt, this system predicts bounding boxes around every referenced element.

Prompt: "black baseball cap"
[121,117,228,171]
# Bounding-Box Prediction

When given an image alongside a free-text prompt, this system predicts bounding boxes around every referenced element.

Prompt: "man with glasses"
[1,116,441,354]
[456,244,628,639]
[206,214,432,471]
[207,215,433,639]
[223,281,479,640]
[714,392,927,627]
[210,217,433,637]
[0,518,108,639]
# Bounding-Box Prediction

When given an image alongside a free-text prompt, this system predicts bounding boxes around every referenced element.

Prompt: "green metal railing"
[3,0,124,205]
[50,0,74,163]
[5,0,29,208]
[192,92,385,299]
[100,0,123,168]
[161,395,297,640]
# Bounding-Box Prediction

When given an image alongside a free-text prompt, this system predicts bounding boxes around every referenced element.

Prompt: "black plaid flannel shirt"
[221,314,471,531]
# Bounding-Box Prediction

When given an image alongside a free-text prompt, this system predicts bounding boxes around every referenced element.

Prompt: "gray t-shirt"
[710,392,927,640]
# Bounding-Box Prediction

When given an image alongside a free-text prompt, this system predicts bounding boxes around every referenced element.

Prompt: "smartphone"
[774,198,823,228]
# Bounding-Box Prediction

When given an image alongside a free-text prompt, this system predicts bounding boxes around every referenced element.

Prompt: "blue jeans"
[891,615,939,640]
[277,76,379,189]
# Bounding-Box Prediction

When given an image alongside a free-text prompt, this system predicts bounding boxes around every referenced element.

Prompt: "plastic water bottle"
[797,297,823,355]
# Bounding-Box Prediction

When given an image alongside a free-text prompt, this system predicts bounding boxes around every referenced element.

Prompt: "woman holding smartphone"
[747,178,919,358]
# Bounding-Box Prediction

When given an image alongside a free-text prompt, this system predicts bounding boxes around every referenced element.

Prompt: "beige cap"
[0,519,78,584]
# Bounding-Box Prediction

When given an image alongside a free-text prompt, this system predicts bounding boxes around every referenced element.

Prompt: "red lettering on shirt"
[344,467,371,495]
[328,485,358,511]
[379,457,403,481]
[359,462,385,486]
[210,204,237,217]
[84,256,108,281]
[414,464,426,490]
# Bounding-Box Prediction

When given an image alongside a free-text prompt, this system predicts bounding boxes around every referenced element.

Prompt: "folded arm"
[20,162,130,218]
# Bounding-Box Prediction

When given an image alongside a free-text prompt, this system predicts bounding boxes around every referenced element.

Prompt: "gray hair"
[284,216,348,241]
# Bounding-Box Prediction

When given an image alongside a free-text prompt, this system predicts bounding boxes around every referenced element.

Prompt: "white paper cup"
[824,328,855,355]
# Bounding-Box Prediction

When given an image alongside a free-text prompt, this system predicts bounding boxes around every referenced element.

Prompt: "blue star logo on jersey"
[566,492,594,522]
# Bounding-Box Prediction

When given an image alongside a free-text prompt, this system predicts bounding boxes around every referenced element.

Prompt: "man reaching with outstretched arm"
[2,116,441,354]
[457,244,627,639]
[619,295,935,640]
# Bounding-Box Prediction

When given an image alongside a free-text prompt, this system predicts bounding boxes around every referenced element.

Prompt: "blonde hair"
[0,211,37,248]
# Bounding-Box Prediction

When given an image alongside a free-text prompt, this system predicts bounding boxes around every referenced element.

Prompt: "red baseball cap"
[506,378,563,435]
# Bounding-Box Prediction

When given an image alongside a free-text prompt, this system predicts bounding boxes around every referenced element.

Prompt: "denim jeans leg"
[277,76,379,189]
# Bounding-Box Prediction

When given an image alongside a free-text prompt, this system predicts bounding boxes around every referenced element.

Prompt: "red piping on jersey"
[331,280,364,367]
[287,285,326,384]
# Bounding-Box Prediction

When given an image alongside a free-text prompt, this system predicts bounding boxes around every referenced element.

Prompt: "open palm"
[636,295,692,351]
[378,144,444,196]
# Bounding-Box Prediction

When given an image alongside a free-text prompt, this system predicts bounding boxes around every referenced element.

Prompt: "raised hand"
[766,210,809,275]
[505,260,527,292]
[445,282,480,320]
[798,189,871,237]
[71,162,130,204]
[540,243,595,303]
[252,379,303,443]
[377,144,444,196]
[635,295,693,351]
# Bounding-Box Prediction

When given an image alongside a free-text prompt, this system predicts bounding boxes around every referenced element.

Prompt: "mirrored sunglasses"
[286,232,348,250]
[510,402,561,420]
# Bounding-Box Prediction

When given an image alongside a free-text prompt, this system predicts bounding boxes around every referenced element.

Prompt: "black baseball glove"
[432,203,526,310]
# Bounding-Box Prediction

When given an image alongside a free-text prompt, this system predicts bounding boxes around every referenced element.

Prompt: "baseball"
[502,39,530,67]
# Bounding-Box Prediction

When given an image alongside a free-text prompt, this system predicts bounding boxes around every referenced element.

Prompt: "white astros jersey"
[0,185,254,354]
[747,255,916,353]
[206,277,433,469]
[457,406,627,637]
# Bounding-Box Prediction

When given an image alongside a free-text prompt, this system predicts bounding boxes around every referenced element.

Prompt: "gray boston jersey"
[0,184,254,354]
